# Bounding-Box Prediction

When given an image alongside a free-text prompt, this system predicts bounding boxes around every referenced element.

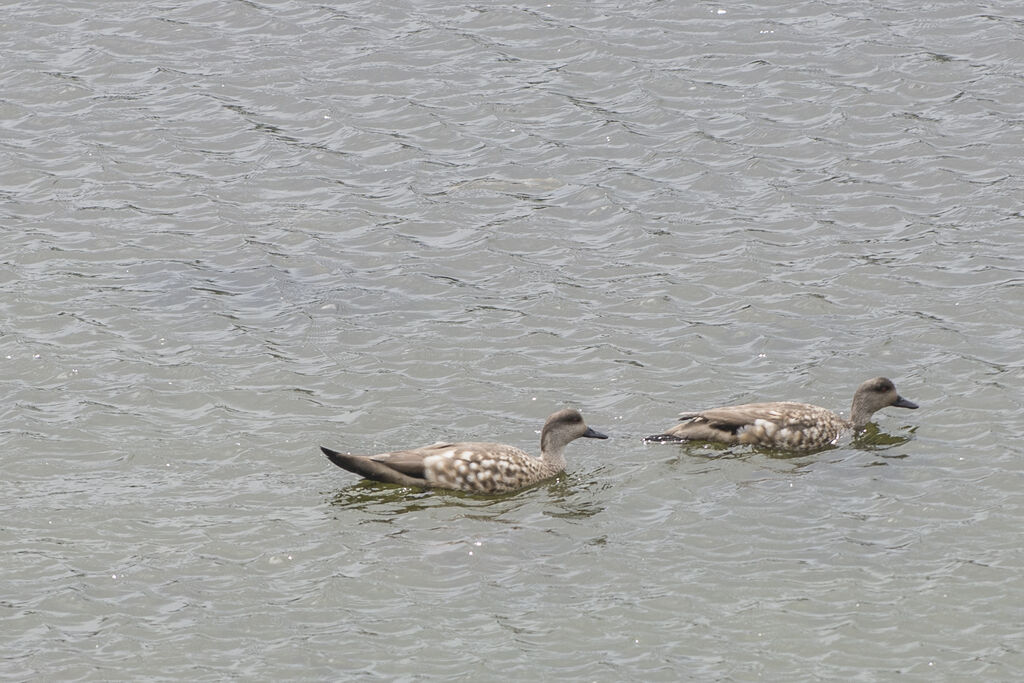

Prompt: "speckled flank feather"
[422,444,557,493]
[322,408,608,493]
[646,377,918,452]
[669,402,846,450]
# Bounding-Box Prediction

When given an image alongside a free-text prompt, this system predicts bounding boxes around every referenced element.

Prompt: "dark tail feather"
[321,447,428,487]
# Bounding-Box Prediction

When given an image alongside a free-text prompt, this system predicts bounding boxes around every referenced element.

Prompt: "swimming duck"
[322,408,608,492]
[645,377,918,451]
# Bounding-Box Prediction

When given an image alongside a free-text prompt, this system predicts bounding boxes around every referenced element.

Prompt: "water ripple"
[2,0,1023,679]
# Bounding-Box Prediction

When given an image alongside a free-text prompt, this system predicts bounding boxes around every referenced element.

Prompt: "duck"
[321,408,608,493]
[644,377,918,451]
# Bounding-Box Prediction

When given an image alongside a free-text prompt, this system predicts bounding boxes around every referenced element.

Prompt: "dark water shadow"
[851,423,916,452]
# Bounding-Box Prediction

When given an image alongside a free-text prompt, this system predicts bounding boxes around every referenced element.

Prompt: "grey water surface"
[2,0,1023,680]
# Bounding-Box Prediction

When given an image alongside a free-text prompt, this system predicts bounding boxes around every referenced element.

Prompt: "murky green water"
[2,1,1022,679]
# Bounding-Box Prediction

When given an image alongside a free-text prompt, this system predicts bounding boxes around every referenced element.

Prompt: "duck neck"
[540,434,567,468]
[849,400,872,428]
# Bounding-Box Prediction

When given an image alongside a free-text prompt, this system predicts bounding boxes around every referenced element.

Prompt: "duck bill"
[583,427,609,439]
[893,396,918,410]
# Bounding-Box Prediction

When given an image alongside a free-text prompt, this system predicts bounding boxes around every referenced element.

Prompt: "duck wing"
[365,443,461,478]
[683,402,826,429]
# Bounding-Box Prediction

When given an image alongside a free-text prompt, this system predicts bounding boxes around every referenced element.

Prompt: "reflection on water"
[646,422,917,460]
[853,423,918,451]
[327,470,608,521]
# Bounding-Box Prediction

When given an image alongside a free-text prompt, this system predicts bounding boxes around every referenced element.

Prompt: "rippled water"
[2,0,1023,679]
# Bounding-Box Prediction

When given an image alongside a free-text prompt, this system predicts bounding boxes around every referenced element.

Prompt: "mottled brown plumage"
[322,408,608,493]
[645,377,918,451]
